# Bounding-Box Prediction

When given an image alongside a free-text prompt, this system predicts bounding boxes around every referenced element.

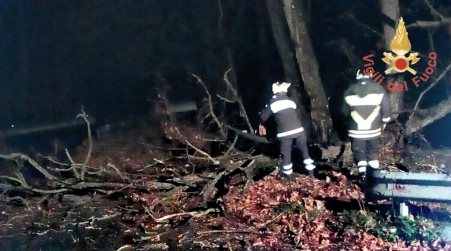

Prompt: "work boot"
[304,158,316,178]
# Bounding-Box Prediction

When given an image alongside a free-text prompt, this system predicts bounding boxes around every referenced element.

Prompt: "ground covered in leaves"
[0,124,451,251]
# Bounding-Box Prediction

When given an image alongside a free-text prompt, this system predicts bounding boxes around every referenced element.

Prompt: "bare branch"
[407,60,451,126]
[77,106,93,181]
[184,140,219,165]
[190,73,227,138]
[222,69,254,133]
[406,18,451,29]
[216,94,234,103]
[149,207,219,223]
[422,0,445,20]
[224,134,238,157]
[406,97,451,135]
[65,148,80,179]
[0,153,64,184]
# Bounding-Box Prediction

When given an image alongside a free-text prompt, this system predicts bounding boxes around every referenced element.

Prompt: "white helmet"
[272,82,291,94]
[356,69,371,79]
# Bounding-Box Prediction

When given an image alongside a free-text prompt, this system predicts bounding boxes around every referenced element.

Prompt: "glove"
[259,124,267,136]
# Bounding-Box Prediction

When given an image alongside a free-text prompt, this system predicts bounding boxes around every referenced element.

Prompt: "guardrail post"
[399,202,409,217]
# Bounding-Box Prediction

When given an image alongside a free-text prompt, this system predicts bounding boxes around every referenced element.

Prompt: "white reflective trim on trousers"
[282,163,293,175]
[382,117,391,122]
[270,100,297,113]
[358,161,367,173]
[303,158,314,165]
[282,163,293,170]
[277,127,304,137]
[282,169,293,175]
[305,164,315,170]
[368,160,379,168]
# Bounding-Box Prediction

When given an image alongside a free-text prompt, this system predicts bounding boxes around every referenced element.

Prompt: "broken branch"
[190,73,227,138]
[150,208,219,223]
[406,60,451,132]
[77,106,93,181]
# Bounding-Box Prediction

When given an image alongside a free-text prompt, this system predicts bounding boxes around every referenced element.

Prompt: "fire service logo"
[362,17,437,92]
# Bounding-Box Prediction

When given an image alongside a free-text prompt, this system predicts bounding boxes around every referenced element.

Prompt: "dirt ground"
[0,123,451,251]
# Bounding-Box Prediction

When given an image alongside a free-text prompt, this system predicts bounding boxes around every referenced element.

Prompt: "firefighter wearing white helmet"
[342,70,392,179]
[258,82,315,181]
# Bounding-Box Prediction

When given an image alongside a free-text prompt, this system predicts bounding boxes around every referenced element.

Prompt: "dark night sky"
[0,0,450,148]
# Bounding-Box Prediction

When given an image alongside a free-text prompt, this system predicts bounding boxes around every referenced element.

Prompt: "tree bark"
[380,0,402,119]
[265,0,311,130]
[282,0,333,144]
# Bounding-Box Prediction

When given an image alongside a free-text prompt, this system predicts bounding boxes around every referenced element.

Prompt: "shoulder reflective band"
[270,100,297,113]
[345,94,384,106]
[350,105,381,130]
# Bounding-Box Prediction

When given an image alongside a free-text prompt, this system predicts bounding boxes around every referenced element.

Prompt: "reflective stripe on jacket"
[259,93,304,138]
[343,82,391,139]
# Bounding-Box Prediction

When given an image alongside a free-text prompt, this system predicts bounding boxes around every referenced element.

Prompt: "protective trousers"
[279,131,314,175]
[351,137,381,173]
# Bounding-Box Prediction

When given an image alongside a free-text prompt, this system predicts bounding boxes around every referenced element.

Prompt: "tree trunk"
[380,0,402,118]
[265,0,311,131]
[282,0,333,144]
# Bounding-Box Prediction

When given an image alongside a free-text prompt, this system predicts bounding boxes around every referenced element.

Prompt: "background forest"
[1,0,451,148]
[0,0,451,250]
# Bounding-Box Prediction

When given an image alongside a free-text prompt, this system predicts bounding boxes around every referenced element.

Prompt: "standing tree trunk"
[265,0,311,132]
[380,0,402,118]
[282,0,333,144]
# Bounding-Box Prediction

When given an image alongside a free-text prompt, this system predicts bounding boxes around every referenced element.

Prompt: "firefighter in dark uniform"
[258,82,315,180]
[342,70,391,178]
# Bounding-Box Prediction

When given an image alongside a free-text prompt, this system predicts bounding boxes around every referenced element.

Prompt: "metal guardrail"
[365,168,451,203]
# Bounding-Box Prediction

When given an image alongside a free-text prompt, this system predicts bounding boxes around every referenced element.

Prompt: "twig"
[0,153,64,184]
[107,163,126,180]
[68,212,121,226]
[41,155,71,167]
[407,61,451,126]
[116,245,133,251]
[151,208,219,222]
[65,148,80,179]
[422,0,445,20]
[197,229,251,236]
[0,175,28,188]
[138,158,170,171]
[184,140,219,165]
[216,94,234,103]
[406,18,451,28]
[224,134,238,157]
[77,106,93,181]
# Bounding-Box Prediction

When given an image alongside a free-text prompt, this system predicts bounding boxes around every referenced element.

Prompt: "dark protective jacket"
[342,81,391,139]
[259,93,304,138]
